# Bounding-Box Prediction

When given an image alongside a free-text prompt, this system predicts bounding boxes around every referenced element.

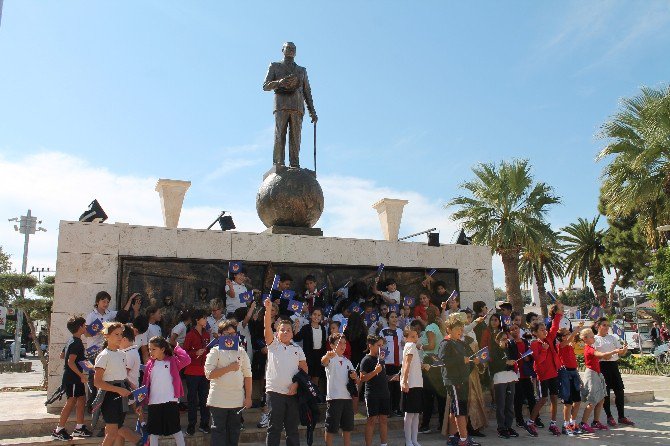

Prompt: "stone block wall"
[47,221,494,411]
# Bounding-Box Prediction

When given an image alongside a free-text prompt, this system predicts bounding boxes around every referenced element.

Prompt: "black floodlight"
[79,199,108,223]
[456,228,472,245]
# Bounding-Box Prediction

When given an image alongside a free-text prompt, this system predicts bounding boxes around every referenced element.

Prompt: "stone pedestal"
[372,198,409,241]
[155,179,191,229]
[263,225,323,236]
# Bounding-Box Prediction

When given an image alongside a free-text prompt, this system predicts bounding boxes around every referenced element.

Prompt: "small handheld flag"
[547,291,558,303]
[364,311,379,327]
[388,304,400,314]
[378,347,389,363]
[139,364,145,372]
[288,299,304,314]
[87,319,103,336]
[575,310,582,319]
[281,290,296,300]
[239,290,254,304]
[317,285,327,295]
[271,274,280,291]
[339,319,348,333]
[348,302,362,314]
[403,296,416,307]
[228,261,243,275]
[262,293,271,302]
[544,317,551,326]
[206,337,219,349]
[135,420,148,445]
[501,315,512,327]
[130,386,148,404]
[425,354,445,368]
[612,323,625,340]
[470,346,490,362]
[78,360,95,374]
[588,306,602,320]
[427,268,437,276]
[376,263,385,278]
[85,344,101,358]
[205,321,211,332]
[323,305,333,318]
[515,349,533,362]
[448,290,459,301]
[218,334,240,350]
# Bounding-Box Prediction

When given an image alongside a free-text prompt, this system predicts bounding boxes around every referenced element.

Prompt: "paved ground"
[2,358,670,445]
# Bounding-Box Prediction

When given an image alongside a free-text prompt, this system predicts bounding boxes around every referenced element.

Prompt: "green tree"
[519,231,565,318]
[558,287,598,311]
[448,159,560,313]
[0,273,51,386]
[650,247,670,322]
[0,246,12,307]
[597,85,670,248]
[561,217,608,308]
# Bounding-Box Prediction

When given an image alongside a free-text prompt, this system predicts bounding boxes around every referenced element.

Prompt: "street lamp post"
[7,210,46,363]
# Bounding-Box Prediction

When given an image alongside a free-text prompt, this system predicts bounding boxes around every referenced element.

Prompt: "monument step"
[1,416,404,446]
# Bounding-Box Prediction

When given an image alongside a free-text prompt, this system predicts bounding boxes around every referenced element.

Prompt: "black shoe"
[535,417,545,428]
[199,423,211,434]
[52,428,73,441]
[72,425,93,437]
[507,428,519,437]
[497,428,510,438]
[419,426,432,434]
[469,429,486,437]
[186,424,195,436]
[516,419,526,427]
[393,409,403,417]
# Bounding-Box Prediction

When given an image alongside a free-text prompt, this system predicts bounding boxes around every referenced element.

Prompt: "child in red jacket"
[527,302,563,436]
[182,309,212,435]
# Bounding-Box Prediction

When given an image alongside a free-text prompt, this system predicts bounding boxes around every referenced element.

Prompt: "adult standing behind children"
[263,297,308,446]
[593,317,635,427]
[205,319,253,446]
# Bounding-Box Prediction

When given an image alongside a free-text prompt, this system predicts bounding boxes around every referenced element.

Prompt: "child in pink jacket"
[142,337,191,446]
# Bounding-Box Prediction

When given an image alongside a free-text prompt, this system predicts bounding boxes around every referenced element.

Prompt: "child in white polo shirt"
[263,297,308,446]
[322,333,359,446]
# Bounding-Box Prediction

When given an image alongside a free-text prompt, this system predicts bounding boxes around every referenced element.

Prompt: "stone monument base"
[263,225,323,236]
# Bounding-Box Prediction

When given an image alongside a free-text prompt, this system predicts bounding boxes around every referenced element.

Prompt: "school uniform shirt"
[332,313,347,326]
[84,308,118,349]
[558,344,578,369]
[381,290,401,304]
[530,313,562,381]
[205,346,252,408]
[123,346,141,388]
[170,322,188,345]
[583,344,601,373]
[148,360,177,404]
[402,342,423,388]
[420,323,443,357]
[225,282,248,314]
[265,338,306,394]
[206,315,226,337]
[62,337,85,383]
[594,334,622,362]
[147,323,163,340]
[94,348,127,381]
[325,355,354,400]
[134,331,148,349]
[380,327,404,367]
[183,328,211,376]
[360,354,390,398]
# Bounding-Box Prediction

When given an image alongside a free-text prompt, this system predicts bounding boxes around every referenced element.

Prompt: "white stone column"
[372,198,409,241]
[155,179,191,229]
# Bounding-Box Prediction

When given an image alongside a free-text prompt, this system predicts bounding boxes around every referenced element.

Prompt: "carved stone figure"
[263,42,317,168]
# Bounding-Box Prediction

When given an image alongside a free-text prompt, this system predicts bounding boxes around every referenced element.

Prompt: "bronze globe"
[256,168,324,228]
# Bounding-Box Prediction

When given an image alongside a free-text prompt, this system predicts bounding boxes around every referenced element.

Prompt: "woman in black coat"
[294,308,328,386]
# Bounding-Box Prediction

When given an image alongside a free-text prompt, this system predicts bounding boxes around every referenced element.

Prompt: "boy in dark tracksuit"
[439,317,481,446]
[510,326,537,428]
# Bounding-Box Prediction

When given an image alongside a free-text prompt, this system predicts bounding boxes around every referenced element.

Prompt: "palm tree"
[448,159,560,313]
[597,85,670,247]
[519,231,565,318]
[561,217,608,307]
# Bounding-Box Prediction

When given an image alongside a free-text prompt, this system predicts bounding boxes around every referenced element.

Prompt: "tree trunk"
[23,311,48,388]
[534,267,549,318]
[608,268,621,308]
[500,249,524,314]
[588,261,608,309]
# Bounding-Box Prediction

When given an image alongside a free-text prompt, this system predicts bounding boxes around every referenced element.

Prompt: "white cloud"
[0,151,504,286]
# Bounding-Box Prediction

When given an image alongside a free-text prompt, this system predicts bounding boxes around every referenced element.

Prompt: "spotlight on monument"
[79,199,108,223]
[456,229,472,245]
[427,232,440,247]
[207,211,236,231]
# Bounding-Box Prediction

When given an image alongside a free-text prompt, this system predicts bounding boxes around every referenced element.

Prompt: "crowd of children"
[52,267,636,446]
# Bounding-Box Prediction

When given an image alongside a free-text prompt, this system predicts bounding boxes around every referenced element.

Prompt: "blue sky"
[1,1,669,289]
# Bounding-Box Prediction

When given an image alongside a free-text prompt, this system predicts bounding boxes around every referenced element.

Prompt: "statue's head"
[282,42,296,58]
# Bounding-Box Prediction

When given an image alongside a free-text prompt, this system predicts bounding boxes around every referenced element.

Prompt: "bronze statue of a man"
[263,42,317,168]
